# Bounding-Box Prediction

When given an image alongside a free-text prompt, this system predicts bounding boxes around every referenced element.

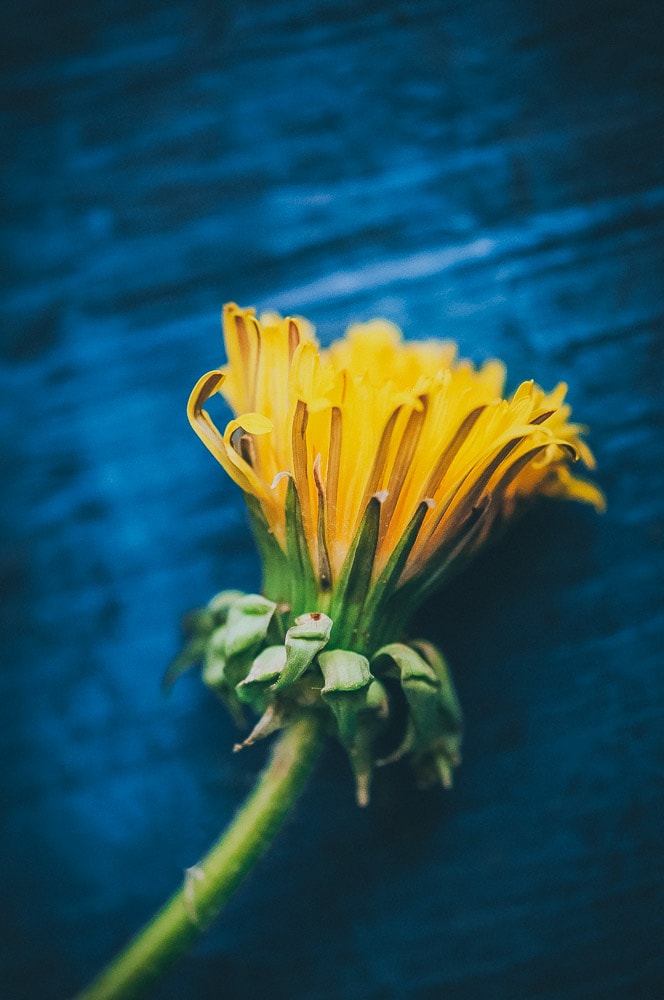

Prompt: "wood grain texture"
[2,1,663,998]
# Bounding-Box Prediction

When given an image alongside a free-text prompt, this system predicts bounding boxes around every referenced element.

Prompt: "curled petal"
[189,307,604,611]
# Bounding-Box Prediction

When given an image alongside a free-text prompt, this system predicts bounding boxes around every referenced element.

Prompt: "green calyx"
[169,589,463,804]
[245,484,438,652]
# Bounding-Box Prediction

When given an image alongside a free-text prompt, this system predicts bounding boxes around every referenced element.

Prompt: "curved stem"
[74,715,323,1000]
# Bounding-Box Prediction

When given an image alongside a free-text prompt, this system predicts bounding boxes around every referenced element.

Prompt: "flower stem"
[74,715,323,1000]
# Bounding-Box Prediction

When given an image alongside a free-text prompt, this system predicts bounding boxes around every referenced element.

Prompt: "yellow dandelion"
[189,302,603,655]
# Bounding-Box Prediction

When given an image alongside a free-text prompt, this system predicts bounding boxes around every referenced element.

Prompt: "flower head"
[184,303,604,799]
[189,304,603,635]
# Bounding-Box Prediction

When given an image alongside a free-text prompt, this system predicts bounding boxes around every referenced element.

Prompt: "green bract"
[170,589,463,804]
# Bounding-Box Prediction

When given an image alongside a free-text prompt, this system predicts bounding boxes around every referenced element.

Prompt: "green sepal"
[233,704,284,751]
[236,645,287,707]
[322,685,371,746]
[224,594,278,659]
[411,639,463,739]
[244,495,291,605]
[285,477,318,614]
[329,493,384,648]
[319,649,374,744]
[163,589,245,691]
[200,625,248,725]
[199,594,277,721]
[363,498,433,626]
[372,641,462,786]
[202,625,228,688]
[319,650,387,805]
[207,589,247,622]
[319,648,373,694]
[374,642,441,745]
[274,611,333,690]
[395,499,490,610]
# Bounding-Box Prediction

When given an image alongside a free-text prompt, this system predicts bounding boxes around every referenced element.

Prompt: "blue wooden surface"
[2,1,663,998]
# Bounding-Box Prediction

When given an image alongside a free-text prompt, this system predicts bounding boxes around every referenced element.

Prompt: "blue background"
[2,1,663,998]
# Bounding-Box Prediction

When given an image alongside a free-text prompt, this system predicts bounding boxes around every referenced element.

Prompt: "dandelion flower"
[183,303,604,798]
[189,304,603,636]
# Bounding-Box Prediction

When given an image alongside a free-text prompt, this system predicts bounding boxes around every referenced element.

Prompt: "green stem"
[74,715,322,1000]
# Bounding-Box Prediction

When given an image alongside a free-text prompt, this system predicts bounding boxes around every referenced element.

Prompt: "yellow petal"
[190,305,604,596]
